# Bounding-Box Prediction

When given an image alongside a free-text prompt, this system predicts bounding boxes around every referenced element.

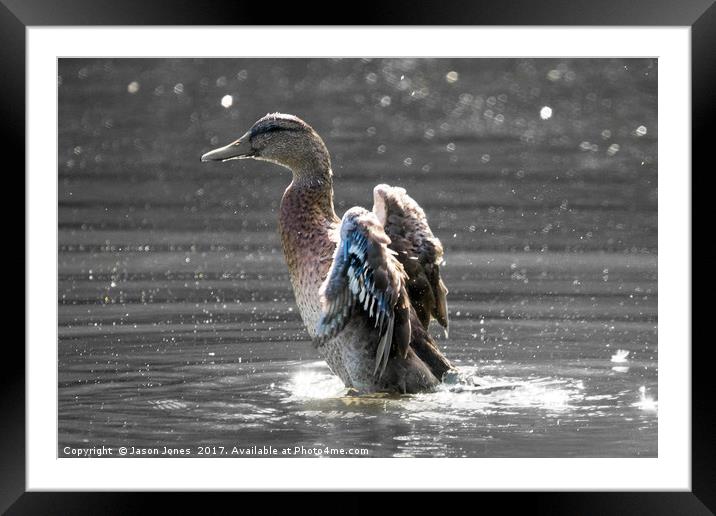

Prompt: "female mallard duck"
[201,113,453,393]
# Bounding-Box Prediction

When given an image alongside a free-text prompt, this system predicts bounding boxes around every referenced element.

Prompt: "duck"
[201,113,454,394]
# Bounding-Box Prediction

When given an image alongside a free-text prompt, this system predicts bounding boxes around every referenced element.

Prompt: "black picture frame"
[4,0,712,513]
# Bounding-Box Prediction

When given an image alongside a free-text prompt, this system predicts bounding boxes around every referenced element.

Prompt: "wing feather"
[372,184,449,335]
[316,207,411,378]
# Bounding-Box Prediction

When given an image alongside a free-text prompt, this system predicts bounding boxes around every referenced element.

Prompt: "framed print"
[5,0,713,513]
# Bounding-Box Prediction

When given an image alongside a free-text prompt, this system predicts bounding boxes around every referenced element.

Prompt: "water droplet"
[221,95,233,108]
[539,106,553,120]
[127,81,140,94]
[445,71,459,83]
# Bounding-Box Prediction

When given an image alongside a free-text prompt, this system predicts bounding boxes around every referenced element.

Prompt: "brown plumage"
[373,184,450,335]
[201,113,454,393]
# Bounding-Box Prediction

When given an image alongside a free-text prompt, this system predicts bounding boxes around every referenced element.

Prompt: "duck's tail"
[407,309,454,381]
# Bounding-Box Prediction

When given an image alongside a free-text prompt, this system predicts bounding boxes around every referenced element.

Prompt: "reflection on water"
[58,58,657,457]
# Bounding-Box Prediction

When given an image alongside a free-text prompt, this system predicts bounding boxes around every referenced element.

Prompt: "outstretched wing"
[316,207,411,378]
[372,184,449,335]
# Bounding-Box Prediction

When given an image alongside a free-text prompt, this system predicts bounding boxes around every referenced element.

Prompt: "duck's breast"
[279,217,339,337]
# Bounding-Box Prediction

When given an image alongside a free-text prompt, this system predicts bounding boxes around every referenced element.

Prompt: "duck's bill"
[200,134,254,162]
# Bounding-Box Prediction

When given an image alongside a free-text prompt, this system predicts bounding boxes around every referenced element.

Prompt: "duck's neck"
[279,169,340,280]
[277,134,336,223]
[282,174,337,222]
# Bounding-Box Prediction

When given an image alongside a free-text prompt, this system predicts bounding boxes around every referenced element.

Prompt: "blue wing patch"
[316,207,411,378]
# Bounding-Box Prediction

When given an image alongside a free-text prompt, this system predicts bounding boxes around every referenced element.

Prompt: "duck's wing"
[372,184,449,335]
[316,207,411,378]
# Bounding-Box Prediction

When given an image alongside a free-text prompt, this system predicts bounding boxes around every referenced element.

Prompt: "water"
[58,58,657,457]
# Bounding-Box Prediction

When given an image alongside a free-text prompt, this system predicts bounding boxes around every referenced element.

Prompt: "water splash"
[611,349,630,363]
[284,364,584,416]
[632,385,658,411]
[286,366,346,400]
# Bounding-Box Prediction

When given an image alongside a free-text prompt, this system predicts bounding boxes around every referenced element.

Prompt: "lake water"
[58,58,657,457]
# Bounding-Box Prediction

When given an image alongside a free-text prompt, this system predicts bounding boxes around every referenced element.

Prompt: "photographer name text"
[62,445,369,457]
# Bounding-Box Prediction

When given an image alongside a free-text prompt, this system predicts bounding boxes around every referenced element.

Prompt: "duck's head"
[201,113,331,177]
